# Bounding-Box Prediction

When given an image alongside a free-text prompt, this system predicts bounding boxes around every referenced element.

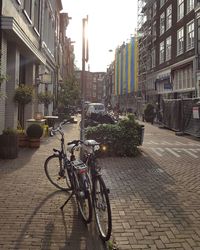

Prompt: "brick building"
[75,70,106,104]
[138,0,199,109]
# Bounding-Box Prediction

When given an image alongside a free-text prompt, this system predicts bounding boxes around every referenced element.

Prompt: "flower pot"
[0,134,18,159]
[18,134,29,147]
[29,138,40,148]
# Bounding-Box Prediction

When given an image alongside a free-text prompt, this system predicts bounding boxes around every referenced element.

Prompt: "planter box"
[0,134,18,159]
[18,134,29,147]
[29,138,40,148]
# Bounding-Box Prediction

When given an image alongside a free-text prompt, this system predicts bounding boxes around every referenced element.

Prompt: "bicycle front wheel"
[44,155,71,191]
[93,175,112,241]
[75,172,93,224]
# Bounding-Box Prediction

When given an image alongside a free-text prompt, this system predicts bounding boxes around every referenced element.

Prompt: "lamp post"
[80,15,89,141]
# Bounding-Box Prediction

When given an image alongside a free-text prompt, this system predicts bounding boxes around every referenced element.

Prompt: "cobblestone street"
[0,120,200,249]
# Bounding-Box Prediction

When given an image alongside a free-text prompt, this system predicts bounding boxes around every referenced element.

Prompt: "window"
[187,20,194,50]
[177,0,184,21]
[160,41,165,64]
[24,0,32,19]
[166,5,172,30]
[177,27,184,55]
[160,12,165,36]
[160,0,165,8]
[153,2,157,17]
[34,0,40,32]
[152,21,157,41]
[166,36,172,61]
[187,0,194,13]
[151,48,156,68]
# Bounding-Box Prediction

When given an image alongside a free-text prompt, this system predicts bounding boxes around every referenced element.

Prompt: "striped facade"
[114,37,138,96]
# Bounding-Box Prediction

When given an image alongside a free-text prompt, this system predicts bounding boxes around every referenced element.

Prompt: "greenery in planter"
[0,128,18,159]
[16,125,28,147]
[14,84,33,105]
[2,127,17,135]
[144,103,155,123]
[85,114,143,157]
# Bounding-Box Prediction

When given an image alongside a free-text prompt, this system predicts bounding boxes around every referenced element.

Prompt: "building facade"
[138,0,199,110]
[0,0,73,132]
[75,70,106,104]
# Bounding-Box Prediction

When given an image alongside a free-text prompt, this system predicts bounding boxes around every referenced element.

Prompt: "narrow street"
[0,119,200,249]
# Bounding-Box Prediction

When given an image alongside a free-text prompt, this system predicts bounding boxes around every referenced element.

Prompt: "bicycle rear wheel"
[44,155,71,191]
[93,175,112,241]
[75,172,92,223]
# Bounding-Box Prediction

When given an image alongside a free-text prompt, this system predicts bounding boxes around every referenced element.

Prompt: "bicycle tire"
[93,175,112,241]
[75,172,93,223]
[44,155,72,191]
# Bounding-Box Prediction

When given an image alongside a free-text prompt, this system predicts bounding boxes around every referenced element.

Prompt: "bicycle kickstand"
[60,191,74,210]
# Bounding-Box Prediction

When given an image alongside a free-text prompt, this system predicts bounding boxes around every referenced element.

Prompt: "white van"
[86,103,105,116]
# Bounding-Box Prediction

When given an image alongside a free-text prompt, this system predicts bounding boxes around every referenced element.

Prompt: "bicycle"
[67,139,112,241]
[44,120,92,223]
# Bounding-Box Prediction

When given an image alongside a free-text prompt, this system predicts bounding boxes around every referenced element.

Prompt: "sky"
[61,0,138,72]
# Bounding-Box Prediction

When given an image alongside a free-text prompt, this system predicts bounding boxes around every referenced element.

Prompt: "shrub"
[2,127,17,135]
[85,114,142,157]
[26,124,43,138]
[144,103,155,123]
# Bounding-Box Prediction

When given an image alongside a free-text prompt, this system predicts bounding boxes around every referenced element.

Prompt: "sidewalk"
[0,122,106,250]
[0,121,200,249]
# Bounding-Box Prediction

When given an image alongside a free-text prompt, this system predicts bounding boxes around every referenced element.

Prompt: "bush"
[85,114,143,157]
[26,124,43,138]
[2,127,17,135]
[144,103,155,123]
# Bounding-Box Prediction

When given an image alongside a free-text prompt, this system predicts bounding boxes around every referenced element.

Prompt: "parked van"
[86,103,105,116]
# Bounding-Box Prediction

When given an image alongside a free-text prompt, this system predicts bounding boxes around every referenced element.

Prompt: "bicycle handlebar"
[50,119,72,136]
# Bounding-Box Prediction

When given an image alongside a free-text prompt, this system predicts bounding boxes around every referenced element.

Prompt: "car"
[86,103,105,117]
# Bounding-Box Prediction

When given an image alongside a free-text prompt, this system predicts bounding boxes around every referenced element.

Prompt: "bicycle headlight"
[101,144,107,152]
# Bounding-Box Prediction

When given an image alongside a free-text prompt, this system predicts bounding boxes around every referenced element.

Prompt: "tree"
[58,75,81,109]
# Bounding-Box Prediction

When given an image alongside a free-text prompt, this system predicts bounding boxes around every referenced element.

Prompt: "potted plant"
[26,123,43,148]
[14,84,33,105]
[16,121,28,147]
[0,128,18,159]
[38,91,54,106]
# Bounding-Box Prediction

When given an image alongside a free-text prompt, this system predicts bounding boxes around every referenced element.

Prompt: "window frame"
[177,0,184,21]
[166,36,172,61]
[166,5,172,30]
[186,20,194,51]
[160,12,165,36]
[187,0,194,13]
[177,27,184,55]
[159,41,165,64]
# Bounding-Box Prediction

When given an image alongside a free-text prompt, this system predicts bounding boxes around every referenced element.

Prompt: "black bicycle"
[44,120,92,223]
[68,139,112,241]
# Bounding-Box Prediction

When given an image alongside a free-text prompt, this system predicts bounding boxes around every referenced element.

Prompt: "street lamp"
[80,15,89,142]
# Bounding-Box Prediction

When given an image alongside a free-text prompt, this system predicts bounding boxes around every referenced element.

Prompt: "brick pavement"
[100,122,200,250]
[0,119,200,249]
